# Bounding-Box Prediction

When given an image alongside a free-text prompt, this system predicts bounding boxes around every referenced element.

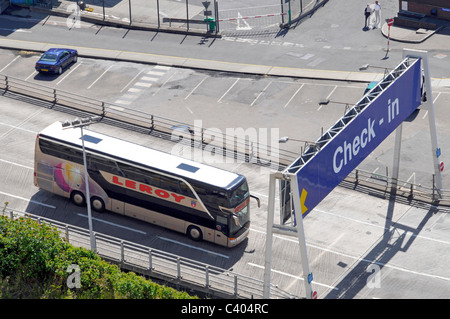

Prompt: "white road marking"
[87,64,113,89]
[218,78,240,103]
[0,190,56,209]
[77,213,147,235]
[157,236,229,259]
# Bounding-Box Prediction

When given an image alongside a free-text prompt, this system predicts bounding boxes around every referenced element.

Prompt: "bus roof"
[39,121,244,189]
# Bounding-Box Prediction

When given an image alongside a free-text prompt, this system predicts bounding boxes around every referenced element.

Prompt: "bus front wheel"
[187,226,202,241]
[71,191,86,206]
[91,197,105,212]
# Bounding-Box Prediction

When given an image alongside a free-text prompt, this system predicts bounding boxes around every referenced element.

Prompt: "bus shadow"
[24,191,246,271]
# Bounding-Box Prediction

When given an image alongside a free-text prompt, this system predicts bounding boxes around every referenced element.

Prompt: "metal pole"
[186,0,189,31]
[214,0,219,33]
[157,0,160,28]
[280,0,285,25]
[80,126,96,252]
[288,0,291,26]
[263,172,278,298]
[289,173,313,299]
[392,123,403,189]
[403,49,443,192]
[102,0,105,20]
[128,0,132,24]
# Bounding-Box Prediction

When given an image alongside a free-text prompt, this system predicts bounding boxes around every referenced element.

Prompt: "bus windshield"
[230,203,250,236]
[229,180,249,206]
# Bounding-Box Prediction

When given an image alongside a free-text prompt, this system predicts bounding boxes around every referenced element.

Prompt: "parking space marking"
[25,70,37,81]
[284,84,304,108]
[318,85,338,111]
[184,76,207,100]
[422,92,442,120]
[120,69,145,93]
[56,62,82,85]
[87,64,113,89]
[0,55,20,73]
[218,78,240,103]
[251,81,272,106]
[152,71,177,96]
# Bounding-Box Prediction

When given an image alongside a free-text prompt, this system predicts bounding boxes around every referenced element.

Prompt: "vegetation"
[0,209,197,299]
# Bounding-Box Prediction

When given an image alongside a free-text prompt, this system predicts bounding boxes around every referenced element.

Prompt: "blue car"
[35,48,78,74]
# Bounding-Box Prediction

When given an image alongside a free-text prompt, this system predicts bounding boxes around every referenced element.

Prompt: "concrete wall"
[400,0,450,21]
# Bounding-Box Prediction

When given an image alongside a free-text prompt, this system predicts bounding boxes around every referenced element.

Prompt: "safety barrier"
[1,207,295,299]
[0,73,298,170]
[344,168,450,206]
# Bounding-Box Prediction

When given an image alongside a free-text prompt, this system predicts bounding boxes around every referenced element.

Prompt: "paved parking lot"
[1,48,450,192]
[2,94,450,299]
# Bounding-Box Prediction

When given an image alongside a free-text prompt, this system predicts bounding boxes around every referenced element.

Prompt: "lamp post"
[359,64,391,77]
[61,116,101,252]
[279,136,317,155]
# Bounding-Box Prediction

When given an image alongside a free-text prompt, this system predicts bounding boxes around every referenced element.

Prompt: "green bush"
[0,215,197,299]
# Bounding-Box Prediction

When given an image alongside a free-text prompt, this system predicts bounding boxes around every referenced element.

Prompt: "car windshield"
[40,54,58,62]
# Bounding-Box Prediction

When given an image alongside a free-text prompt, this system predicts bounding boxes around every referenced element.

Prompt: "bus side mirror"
[250,194,261,208]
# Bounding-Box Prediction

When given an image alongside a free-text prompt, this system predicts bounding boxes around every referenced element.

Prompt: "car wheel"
[187,226,203,241]
[73,55,78,63]
[58,66,63,75]
[71,191,86,206]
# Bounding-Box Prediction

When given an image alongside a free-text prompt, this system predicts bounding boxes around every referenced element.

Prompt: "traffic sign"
[293,58,422,217]
[202,1,210,9]
[440,161,444,172]
[312,291,318,299]
[388,18,394,27]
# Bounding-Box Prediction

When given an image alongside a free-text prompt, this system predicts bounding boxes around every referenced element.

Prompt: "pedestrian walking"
[374,1,381,28]
[364,4,372,30]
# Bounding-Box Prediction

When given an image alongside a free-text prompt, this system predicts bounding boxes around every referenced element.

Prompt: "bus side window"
[90,155,124,176]
[160,176,179,193]
[178,181,195,197]
[39,139,83,165]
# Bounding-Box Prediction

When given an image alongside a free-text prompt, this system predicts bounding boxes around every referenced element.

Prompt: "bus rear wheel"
[187,226,202,241]
[71,191,86,206]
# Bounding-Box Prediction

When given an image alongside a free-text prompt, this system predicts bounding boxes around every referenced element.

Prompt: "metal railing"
[343,168,450,205]
[0,73,297,171]
[2,71,449,204]
[1,207,295,299]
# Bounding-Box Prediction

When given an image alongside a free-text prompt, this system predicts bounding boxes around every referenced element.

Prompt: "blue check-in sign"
[296,58,422,217]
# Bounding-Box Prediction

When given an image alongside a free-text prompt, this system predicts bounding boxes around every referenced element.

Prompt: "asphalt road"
[1,0,450,299]
[1,0,450,78]
[1,49,449,190]
[2,91,450,299]
[1,51,450,298]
